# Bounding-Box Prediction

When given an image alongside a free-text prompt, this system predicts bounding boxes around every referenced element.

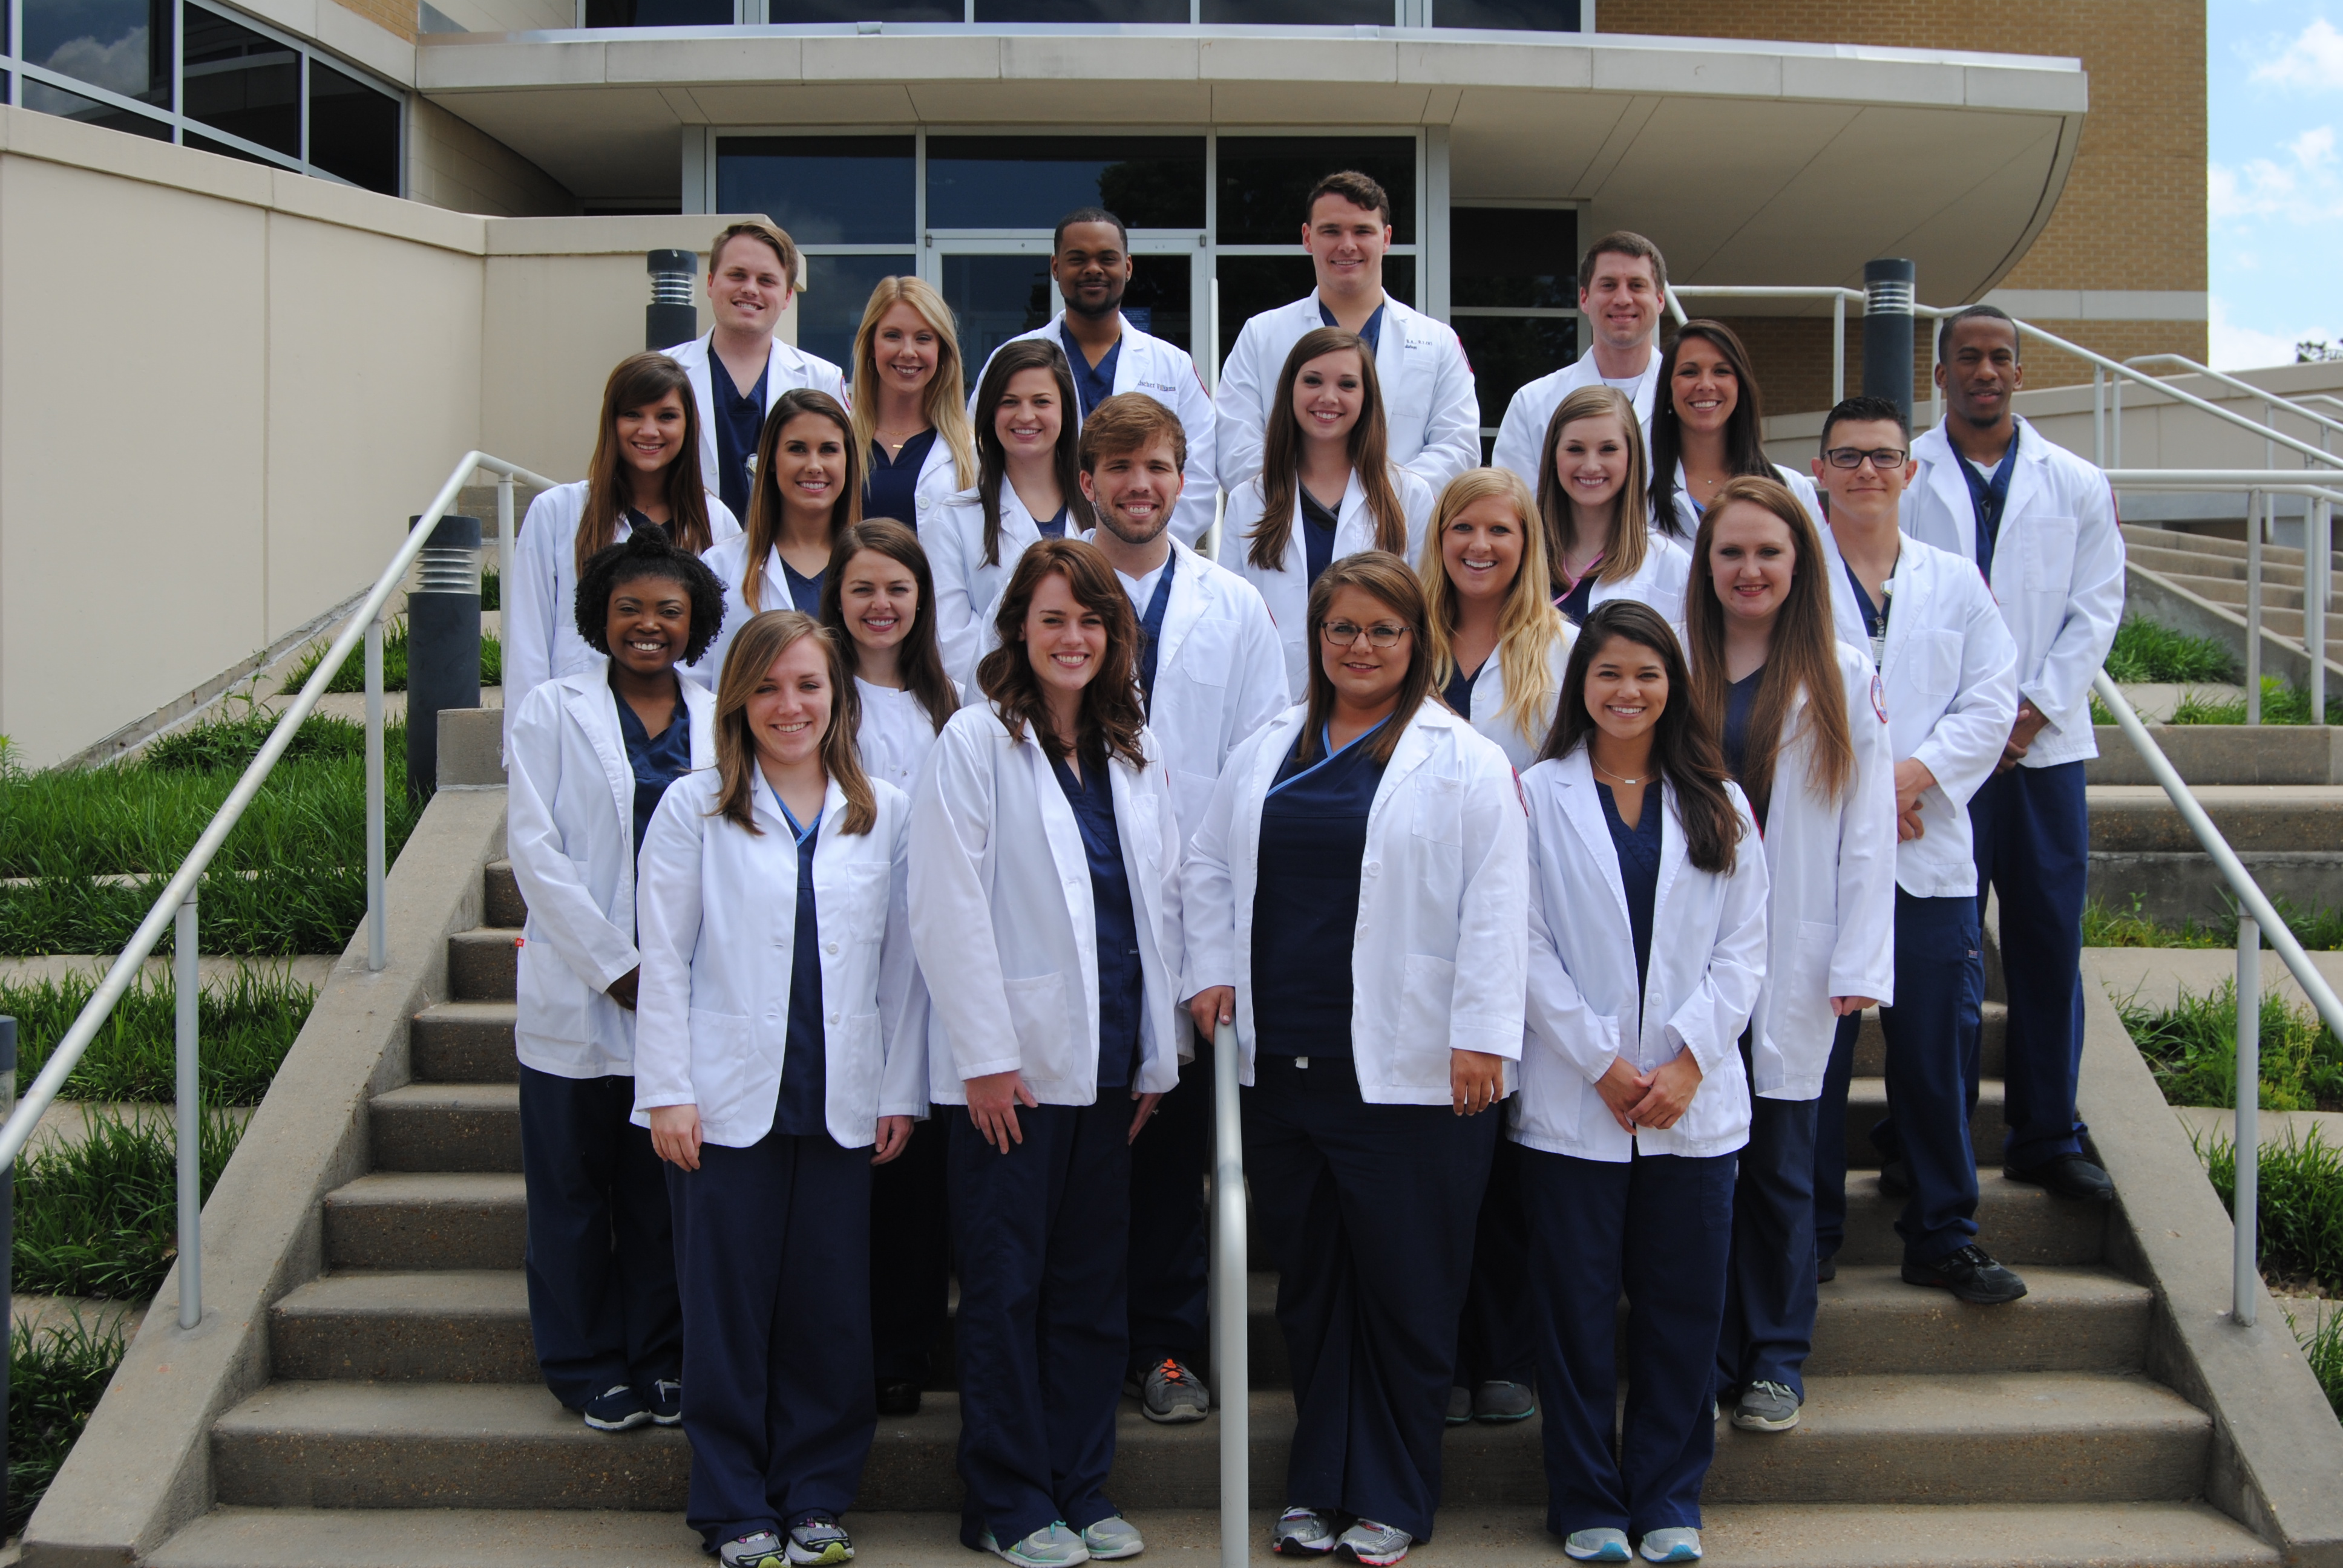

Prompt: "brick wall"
[332,0,415,42]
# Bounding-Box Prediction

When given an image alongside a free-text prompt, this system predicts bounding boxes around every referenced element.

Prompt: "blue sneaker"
[647,1379,683,1425]
[582,1383,650,1431]
[1639,1527,1702,1563]
[1564,1528,1631,1562]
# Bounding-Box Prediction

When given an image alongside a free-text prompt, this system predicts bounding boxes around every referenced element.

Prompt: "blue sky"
[2207,1,2343,367]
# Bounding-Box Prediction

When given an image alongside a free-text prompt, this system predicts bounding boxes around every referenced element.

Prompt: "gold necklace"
[1593,759,1649,786]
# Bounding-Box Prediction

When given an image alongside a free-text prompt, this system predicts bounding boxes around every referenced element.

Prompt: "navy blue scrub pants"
[1127,1034,1211,1377]
[1453,1131,1535,1388]
[1715,1090,1820,1402]
[870,1116,952,1388]
[1970,760,2089,1170]
[1523,1142,1735,1542]
[1815,892,1985,1266]
[517,1064,681,1409]
[950,1097,1133,1549]
[1243,1054,1497,1543]
[669,1126,874,1549]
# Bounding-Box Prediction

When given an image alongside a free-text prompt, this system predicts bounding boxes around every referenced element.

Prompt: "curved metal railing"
[1210,1018,1249,1566]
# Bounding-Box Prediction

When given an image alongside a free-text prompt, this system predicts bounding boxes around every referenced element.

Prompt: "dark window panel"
[1216,134,1415,245]
[1214,253,1411,371]
[183,7,300,157]
[715,136,916,245]
[309,59,401,194]
[21,76,171,136]
[583,0,733,24]
[1451,205,1576,310]
[22,0,171,107]
[800,253,917,373]
[926,136,1204,230]
[186,129,281,165]
[767,0,956,14]
[1454,313,1575,431]
[1199,0,1392,21]
[975,0,1187,18]
[1432,0,1579,29]
[1122,252,1192,355]
[941,252,1059,370]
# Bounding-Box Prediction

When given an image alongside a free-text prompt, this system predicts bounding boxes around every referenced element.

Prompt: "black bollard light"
[648,249,699,353]
[407,514,483,805]
[1862,258,1918,426]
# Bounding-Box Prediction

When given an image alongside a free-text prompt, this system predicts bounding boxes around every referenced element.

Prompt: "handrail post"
[1212,1019,1249,1568]
[2313,494,2330,722]
[2234,913,2259,1327]
[1831,292,1846,407]
[496,476,517,609]
[2111,372,2123,474]
[175,888,202,1330]
[1926,312,1941,429]
[2094,367,2106,466]
[366,611,388,972]
[2247,491,2264,725]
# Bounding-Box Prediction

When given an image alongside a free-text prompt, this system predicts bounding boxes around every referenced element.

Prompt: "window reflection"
[582,0,733,24]
[926,136,1205,231]
[767,0,957,15]
[1452,205,1575,310]
[974,0,1187,18]
[22,0,171,107]
[309,59,402,194]
[1217,136,1415,245]
[716,136,916,246]
[1199,0,1393,20]
[1432,0,1579,27]
[21,75,172,134]
[942,253,1060,369]
[183,6,300,157]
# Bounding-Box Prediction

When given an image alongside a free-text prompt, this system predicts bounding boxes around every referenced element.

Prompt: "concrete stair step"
[2126,540,2343,596]
[149,1501,2282,1568]
[2161,575,2313,630]
[409,1002,519,1083]
[484,860,526,931]
[2123,524,2310,570]
[371,1083,520,1172]
[1835,1173,2105,1268]
[448,929,521,1003]
[1804,1266,2151,1376]
[272,1272,536,1383]
[1841,1077,2004,1168]
[323,1173,525,1271]
[208,1374,2209,1511]
[1850,1002,2007,1078]
[2087,785,2343,853]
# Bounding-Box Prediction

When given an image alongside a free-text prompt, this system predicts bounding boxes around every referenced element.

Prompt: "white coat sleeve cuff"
[954,1054,1024,1083]
[634,1090,696,1111]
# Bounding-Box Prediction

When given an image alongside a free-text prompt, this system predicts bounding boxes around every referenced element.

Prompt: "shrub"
[2168,677,2343,727]
[2120,983,2343,1112]
[2200,1128,2343,1299]
[12,1106,244,1299]
[2103,616,2236,685]
[279,619,502,695]
[7,1313,129,1537]
[1,970,314,1105]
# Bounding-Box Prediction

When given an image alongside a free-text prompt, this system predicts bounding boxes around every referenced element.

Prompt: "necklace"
[1593,759,1649,786]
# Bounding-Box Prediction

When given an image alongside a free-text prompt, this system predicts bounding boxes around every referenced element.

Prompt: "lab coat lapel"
[1107,314,1144,394]
[1106,751,1162,941]
[1155,540,1210,671]
[566,675,638,852]
[1997,418,2051,563]
[1335,469,1378,555]
[1371,297,1409,402]
[1556,751,1636,934]
[1878,540,1922,690]
[683,336,719,477]
[1369,706,1440,829]
[1026,738,1092,913]
[1647,779,1693,961]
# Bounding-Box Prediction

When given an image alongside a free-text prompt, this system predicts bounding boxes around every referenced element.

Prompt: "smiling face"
[1441,492,1526,607]
[1813,415,1915,528]
[837,547,919,658]
[994,367,1064,462]
[1081,437,1183,548]
[1579,249,1663,356]
[772,412,848,523]
[746,634,833,773]
[1671,336,1740,435]
[1052,219,1133,321]
[614,389,689,478]
[604,572,690,679]
[1020,569,1108,701]
[1582,633,1668,744]
[1292,348,1366,448]
[1707,500,1798,629]
[1940,315,2024,429]
[1303,194,1391,301]
[708,234,791,337]
[1556,412,1633,512]
[1319,584,1413,711]
[870,301,941,402]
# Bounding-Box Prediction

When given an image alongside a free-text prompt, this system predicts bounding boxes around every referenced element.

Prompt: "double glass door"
[931,236,1204,370]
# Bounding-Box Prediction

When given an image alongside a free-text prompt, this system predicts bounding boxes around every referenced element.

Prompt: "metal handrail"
[1665,285,1861,408]
[2123,354,2343,441]
[0,449,553,1331]
[1210,1018,1248,1566]
[2093,674,2343,1325]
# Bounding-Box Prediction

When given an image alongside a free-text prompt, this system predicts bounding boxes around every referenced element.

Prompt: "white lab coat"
[1853,534,2021,898]
[908,706,1186,1107]
[694,531,816,692]
[1223,469,1437,693]
[1662,465,1869,651]
[1214,293,1480,495]
[506,671,717,1079]
[926,483,1057,693]
[1900,416,2125,769]
[1490,345,1662,492]
[504,482,741,735]
[856,676,961,795]
[1512,750,1768,1162]
[1453,624,1578,773]
[975,313,1219,547]
[663,330,852,492]
[1743,641,1899,1100]
[868,432,966,529]
[1657,462,1826,544]
[632,769,926,1149]
[1573,531,1695,629]
[1180,701,1529,1106]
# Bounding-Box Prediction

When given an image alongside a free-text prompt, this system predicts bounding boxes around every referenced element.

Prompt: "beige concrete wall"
[408,97,577,218]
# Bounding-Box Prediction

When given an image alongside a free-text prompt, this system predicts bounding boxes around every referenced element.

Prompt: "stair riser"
[372,1102,522,1173]
[324,1200,526,1272]
[2090,800,2343,855]
[409,1016,520,1084]
[272,1313,541,1383]
[1832,1183,2105,1268]
[1850,1007,2007,1079]
[449,934,520,1004]
[1841,1086,2004,1169]
[485,864,527,932]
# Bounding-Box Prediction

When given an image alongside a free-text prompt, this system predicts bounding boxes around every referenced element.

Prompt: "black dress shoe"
[1815,1253,1838,1283]
[1876,1159,1912,1197]
[2005,1153,2114,1202]
[1901,1244,2029,1305]
[876,1379,923,1416]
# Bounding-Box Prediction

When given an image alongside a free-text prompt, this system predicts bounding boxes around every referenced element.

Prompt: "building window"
[716,135,917,245]
[309,59,401,193]
[183,5,299,157]
[1430,0,1580,29]
[1198,0,1395,21]
[927,135,1205,231]
[1450,204,1578,457]
[1217,134,1415,245]
[582,0,733,24]
[974,0,1187,18]
[19,0,172,108]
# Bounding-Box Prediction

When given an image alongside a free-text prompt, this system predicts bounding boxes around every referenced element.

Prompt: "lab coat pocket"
[1177,618,1235,690]
[2020,515,2077,593]
[1777,920,1841,1069]
[1411,775,1464,844]
[1907,630,1962,699]
[841,861,890,942]
[516,943,594,1048]
[1394,952,1458,1086]
[686,1008,754,1126]
[1001,971,1074,1080]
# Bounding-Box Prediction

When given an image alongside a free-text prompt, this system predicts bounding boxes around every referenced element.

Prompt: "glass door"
[929,235,1204,371]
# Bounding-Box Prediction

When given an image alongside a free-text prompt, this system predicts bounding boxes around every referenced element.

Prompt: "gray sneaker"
[1731,1380,1801,1432]
[1564,1527,1631,1562]
[1334,1520,1411,1566]
[980,1524,1091,1568]
[1139,1359,1209,1423]
[1472,1379,1535,1423]
[1639,1526,1702,1563]
[1274,1509,1336,1557]
[719,1532,787,1568]
[785,1515,853,1565]
[1081,1516,1144,1560]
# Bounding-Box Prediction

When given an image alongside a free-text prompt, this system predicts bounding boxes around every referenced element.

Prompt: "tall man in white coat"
[1808,395,2029,1305]
[970,208,1219,549]
[661,220,852,528]
[1491,231,1668,489]
[1901,308,2126,1205]
[1075,391,1289,1426]
[1213,169,1479,497]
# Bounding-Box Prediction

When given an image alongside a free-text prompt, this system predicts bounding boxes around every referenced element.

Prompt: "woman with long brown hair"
[1183,552,1525,1566]
[701,389,863,685]
[1684,475,1896,1443]
[1647,320,1826,543]
[849,276,977,526]
[1226,326,1435,693]
[634,609,925,1568]
[507,351,738,725]
[1537,385,1692,627]
[907,538,1185,1568]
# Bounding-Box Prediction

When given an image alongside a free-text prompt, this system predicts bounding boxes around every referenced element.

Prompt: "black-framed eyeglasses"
[1320,619,1409,650]
[1823,446,1909,470]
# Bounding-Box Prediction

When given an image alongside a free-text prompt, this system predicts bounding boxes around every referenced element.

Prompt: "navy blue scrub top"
[1320,299,1386,358]
[1721,666,1764,829]
[864,428,937,526]
[1131,554,1176,711]
[782,559,824,616]
[623,508,678,547]
[1060,321,1122,420]
[1442,656,1484,722]
[1598,780,1663,999]
[1299,486,1341,588]
[1050,750,1143,1090]
[1035,505,1070,540]
[1555,570,1597,626]
[1251,720,1388,1057]
[773,791,829,1140]
[709,350,767,526]
[611,673,694,855]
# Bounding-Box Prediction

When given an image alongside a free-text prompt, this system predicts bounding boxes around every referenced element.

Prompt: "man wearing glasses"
[1806,396,2026,1305]
[1901,309,2126,1214]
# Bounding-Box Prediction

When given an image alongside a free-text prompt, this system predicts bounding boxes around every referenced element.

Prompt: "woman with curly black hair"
[504,528,724,1437]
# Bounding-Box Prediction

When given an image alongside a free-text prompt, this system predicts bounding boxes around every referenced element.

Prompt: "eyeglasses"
[1823,446,1909,470]
[1320,619,1409,650]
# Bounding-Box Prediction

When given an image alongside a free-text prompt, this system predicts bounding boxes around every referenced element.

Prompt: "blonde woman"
[1423,467,1579,773]
[1538,385,1693,626]
[850,276,977,529]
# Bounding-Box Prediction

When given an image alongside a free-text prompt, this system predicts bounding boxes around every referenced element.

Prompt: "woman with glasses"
[1183,552,1527,1567]
[1538,387,1692,627]
[849,277,976,527]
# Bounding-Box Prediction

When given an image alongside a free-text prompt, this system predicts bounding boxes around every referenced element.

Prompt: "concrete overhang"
[416,24,2085,304]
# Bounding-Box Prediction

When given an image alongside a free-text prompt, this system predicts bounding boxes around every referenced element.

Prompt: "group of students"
[494,173,2126,1568]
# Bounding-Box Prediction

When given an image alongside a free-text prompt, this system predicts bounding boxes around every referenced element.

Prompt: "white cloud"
[38,28,150,100]
[2252,17,2343,90]
[2209,296,2336,370]
[2209,124,2343,222]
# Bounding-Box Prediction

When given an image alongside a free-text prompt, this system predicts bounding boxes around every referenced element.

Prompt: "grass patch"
[278,619,502,696]
[2167,676,2343,726]
[482,567,500,612]
[13,1105,244,1300]
[2105,616,2238,685]
[2201,1128,2343,1298]
[8,1313,129,1538]
[2295,1304,2343,1420]
[2085,894,2343,953]
[0,970,313,1105]
[2123,983,2343,1112]
[140,711,370,774]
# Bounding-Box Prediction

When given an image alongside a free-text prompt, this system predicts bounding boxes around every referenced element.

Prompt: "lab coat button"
[828,1012,840,1025]
[1365,861,1381,875]
[825,941,839,955]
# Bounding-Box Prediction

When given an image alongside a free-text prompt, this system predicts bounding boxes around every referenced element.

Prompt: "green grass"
[2200,1128,2343,1298]
[482,568,500,612]
[2104,616,2238,685]
[278,619,502,696]
[2167,676,2343,726]
[2122,983,2343,1112]
[0,970,313,1105]
[2295,1304,2343,1420]
[139,711,371,774]
[2085,894,2343,953]
[12,1105,244,1300]
[8,1313,129,1537]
